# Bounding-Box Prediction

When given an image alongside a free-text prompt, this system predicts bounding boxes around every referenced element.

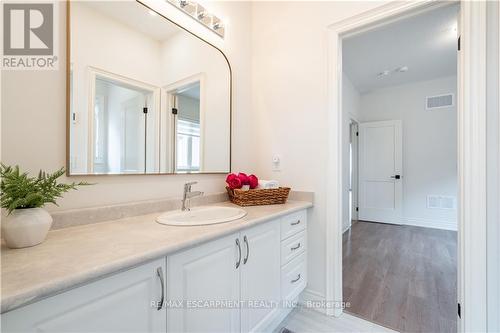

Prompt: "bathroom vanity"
[1,0,311,331]
[1,201,311,333]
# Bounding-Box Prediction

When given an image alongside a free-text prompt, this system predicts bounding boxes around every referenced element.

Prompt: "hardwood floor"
[343,221,457,333]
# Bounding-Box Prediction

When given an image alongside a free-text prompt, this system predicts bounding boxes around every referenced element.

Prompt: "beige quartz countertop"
[1,200,312,313]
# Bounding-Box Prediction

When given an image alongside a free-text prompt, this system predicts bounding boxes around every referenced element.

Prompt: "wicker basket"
[226,186,291,206]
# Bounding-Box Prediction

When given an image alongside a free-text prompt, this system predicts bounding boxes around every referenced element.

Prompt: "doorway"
[340,4,459,332]
[89,71,159,174]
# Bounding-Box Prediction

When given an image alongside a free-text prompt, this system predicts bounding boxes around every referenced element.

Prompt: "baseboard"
[299,289,327,315]
[400,217,457,231]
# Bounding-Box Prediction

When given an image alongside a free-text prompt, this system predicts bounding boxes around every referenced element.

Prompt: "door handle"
[291,243,301,251]
[390,175,401,179]
[236,238,241,269]
[291,220,301,226]
[291,274,301,283]
[156,267,164,311]
[243,235,249,264]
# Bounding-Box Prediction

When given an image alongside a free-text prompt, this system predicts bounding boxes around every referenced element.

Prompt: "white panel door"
[167,233,240,333]
[2,259,167,333]
[240,221,281,333]
[359,120,402,224]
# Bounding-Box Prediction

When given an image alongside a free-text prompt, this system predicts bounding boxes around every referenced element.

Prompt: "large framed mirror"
[67,0,231,175]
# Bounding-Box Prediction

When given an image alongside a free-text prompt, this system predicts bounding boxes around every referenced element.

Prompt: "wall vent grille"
[427,195,456,210]
[426,94,454,110]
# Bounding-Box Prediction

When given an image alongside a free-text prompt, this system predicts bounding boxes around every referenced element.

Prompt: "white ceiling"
[342,4,459,94]
[82,1,181,42]
[179,83,201,100]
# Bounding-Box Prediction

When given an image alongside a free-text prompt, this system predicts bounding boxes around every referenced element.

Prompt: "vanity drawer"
[281,230,306,266]
[281,253,307,302]
[281,210,307,240]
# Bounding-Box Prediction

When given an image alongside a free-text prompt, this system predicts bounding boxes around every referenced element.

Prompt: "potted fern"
[1,164,89,249]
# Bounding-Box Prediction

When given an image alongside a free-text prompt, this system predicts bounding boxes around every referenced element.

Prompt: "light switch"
[272,155,281,171]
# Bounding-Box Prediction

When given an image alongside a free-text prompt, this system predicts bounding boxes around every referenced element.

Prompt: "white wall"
[251,0,384,303]
[1,0,253,210]
[358,76,458,230]
[342,73,360,232]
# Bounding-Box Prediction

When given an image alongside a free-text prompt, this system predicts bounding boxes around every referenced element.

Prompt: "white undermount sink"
[156,206,247,226]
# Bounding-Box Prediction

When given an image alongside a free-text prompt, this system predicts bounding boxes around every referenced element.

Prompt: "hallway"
[343,221,457,332]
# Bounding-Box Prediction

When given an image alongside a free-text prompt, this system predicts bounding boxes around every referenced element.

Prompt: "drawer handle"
[236,238,241,269]
[291,220,301,226]
[291,274,301,283]
[243,235,250,264]
[156,267,164,311]
[291,243,301,251]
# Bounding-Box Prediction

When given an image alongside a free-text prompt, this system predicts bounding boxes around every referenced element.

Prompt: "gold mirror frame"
[66,0,232,176]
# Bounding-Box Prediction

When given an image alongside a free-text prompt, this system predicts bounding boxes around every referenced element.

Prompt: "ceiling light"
[377,70,390,78]
[396,66,409,72]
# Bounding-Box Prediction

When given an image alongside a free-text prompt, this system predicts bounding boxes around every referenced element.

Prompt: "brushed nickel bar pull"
[156,267,164,310]
[291,274,301,283]
[236,238,241,269]
[243,235,249,264]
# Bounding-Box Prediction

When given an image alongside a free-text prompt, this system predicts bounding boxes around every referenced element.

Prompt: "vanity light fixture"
[167,0,225,38]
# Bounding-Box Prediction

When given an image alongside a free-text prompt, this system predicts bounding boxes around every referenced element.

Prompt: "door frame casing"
[163,73,206,173]
[86,67,161,173]
[326,1,489,332]
[349,119,359,224]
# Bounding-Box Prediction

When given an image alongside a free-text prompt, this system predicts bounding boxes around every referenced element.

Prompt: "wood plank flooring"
[343,221,457,333]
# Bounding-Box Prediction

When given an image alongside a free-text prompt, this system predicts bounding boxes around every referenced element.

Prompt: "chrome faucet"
[181,181,203,211]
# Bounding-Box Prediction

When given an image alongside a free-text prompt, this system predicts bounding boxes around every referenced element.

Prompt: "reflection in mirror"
[68,1,231,175]
[93,75,158,174]
[172,82,201,172]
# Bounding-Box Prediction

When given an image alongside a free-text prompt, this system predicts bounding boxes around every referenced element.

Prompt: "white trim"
[299,289,327,315]
[349,119,359,223]
[327,1,488,330]
[486,2,500,331]
[163,73,206,173]
[400,217,457,231]
[458,2,488,331]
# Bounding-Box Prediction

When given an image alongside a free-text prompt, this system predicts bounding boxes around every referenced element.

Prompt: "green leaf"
[0,164,93,214]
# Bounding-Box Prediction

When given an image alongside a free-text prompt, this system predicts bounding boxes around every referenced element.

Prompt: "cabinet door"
[2,259,166,333]
[167,233,240,333]
[240,221,281,333]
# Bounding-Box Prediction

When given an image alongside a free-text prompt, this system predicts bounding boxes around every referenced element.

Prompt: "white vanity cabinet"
[2,258,167,333]
[167,210,308,333]
[167,221,281,333]
[239,221,281,333]
[167,233,241,333]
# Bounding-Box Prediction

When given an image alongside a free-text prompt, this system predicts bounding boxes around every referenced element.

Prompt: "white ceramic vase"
[2,208,53,249]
